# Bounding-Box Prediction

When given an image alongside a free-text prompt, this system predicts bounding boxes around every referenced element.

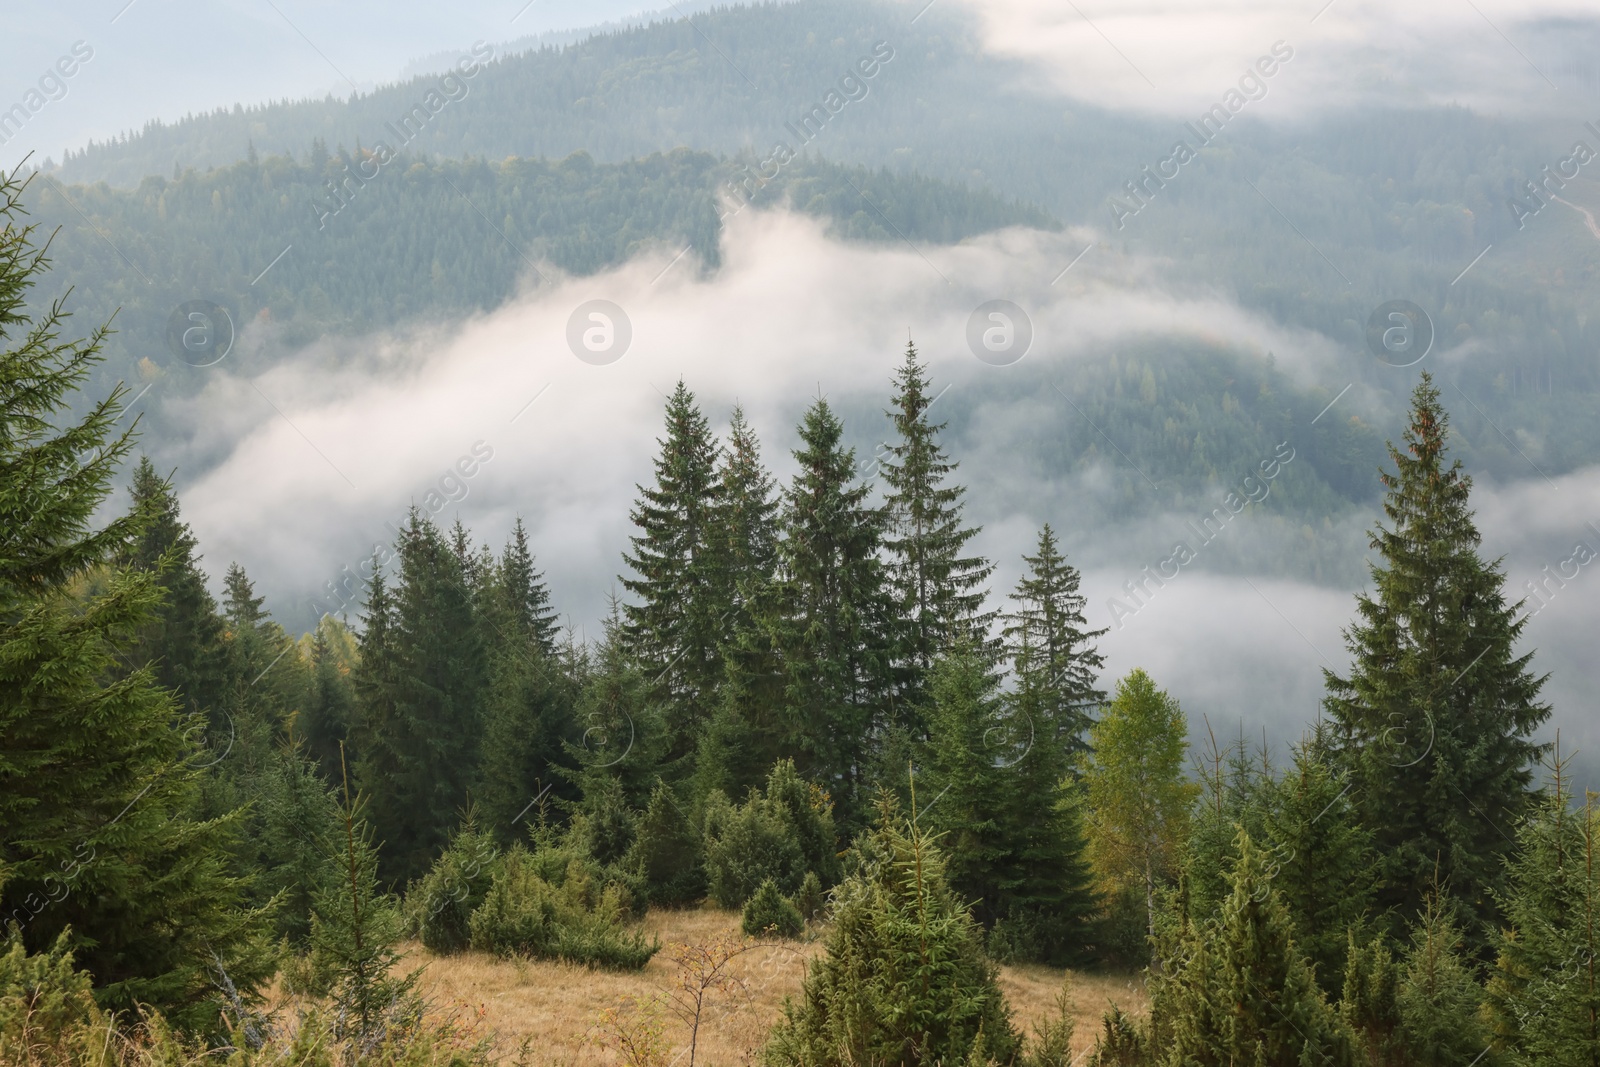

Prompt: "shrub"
[763,793,1019,1067]
[704,760,840,908]
[742,879,805,938]
[408,813,500,954]
[468,846,659,970]
[792,870,825,921]
[627,781,704,906]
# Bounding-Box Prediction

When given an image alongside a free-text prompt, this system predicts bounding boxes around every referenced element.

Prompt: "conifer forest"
[3,2,1599,1065]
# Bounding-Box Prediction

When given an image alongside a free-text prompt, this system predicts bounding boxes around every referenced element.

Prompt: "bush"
[408,813,500,954]
[742,879,805,938]
[468,846,659,970]
[704,760,840,908]
[763,793,1019,1067]
[792,870,825,921]
[626,781,704,906]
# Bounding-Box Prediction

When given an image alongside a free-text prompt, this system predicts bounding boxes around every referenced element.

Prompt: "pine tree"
[697,406,785,799]
[1082,669,1196,960]
[354,509,488,885]
[880,342,994,701]
[1159,832,1359,1067]
[0,165,271,1032]
[763,791,1020,1067]
[1324,372,1549,941]
[477,523,576,842]
[310,747,421,1043]
[1003,524,1105,762]
[769,397,896,826]
[621,381,725,772]
[1485,755,1600,1067]
[120,457,230,726]
[1257,730,1378,996]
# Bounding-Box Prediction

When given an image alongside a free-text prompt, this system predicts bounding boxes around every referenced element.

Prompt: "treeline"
[4,163,1597,1066]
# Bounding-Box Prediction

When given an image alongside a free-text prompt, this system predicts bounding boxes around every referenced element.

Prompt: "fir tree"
[1003,524,1106,762]
[310,747,420,1044]
[880,342,994,701]
[1082,669,1197,961]
[120,457,230,726]
[1159,831,1359,1067]
[769,397,896,826]
[0,165,271,1032]
[621,381,725,772]
[626,779,704,906]
[299,616,358,782]
[1257,730,1378,996]
[697,406,785,799]
[477,524,576,841]
[354,510,488,884]
[763,791,1020,1067]
[1394,893,1490,1067]
[1324,372,1549,941]
[1485,755,1600,1067]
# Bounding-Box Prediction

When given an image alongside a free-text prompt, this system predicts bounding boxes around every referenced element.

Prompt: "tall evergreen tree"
[497,517,560,655]
[696,406,785,799]
[120,457,230,725]
[768,397,896,826]
[621,381,725,773]
[880,342,993,701]
[354,510,488,884]
[0,165,271,1031]
[1003,524,1105,762]
[299,616,358,782]
[919,645,1097,964]
[1324,372,1549,941]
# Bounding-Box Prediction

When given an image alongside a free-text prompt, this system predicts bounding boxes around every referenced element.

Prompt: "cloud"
[166,204,1597,789]
[938,0,1594,119]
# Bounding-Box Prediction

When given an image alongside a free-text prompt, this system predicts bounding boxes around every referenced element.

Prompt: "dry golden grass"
[401,907,1147,1066]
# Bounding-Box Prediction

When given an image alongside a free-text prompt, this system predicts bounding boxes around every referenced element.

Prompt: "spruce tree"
[1082,669,1196,958]
[299,616,358,782]
[1393,894,1490,1067]
[920,644,1098,965]
[1257,730,1378,996]
[763,792,1020,1067]
[477,523,576,841]
[1485,758,1600,1067]
[769,397,896,826]
[120,457,230,725]
[697,406,785,799]
[1003,524,1106,762]
[354,510,487,884]
[620,381,725,772]
[880,342,994,701]
[1159,832,1359,1067]
[566,598,669,823]
[0,165,271,1031]
[1324,372,1549,941]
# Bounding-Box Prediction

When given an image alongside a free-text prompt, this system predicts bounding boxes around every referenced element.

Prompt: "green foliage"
[410,813,501,954]
[1485,763,1600,1067]
[742,879,805,939]
[763,792,1020,1067]
[467,845,659,970]
[0,165,272,1035]
[880,342,994,696]
[1021,982,1076,1067]
[1325,372,1550,944]
[625,780,704,906]
[0,931,101,1064]
[703,760,839,908]
[309,753,421,1043]
[767,399,896,827]
[793,871,826,922]
[1156,832,1359,1067]
[1341,928,1403,1066]
[354,511,489,886]
[1393,896,1490,1067]
[1083,1006,1148,1067]
[1082,669,1196,961]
